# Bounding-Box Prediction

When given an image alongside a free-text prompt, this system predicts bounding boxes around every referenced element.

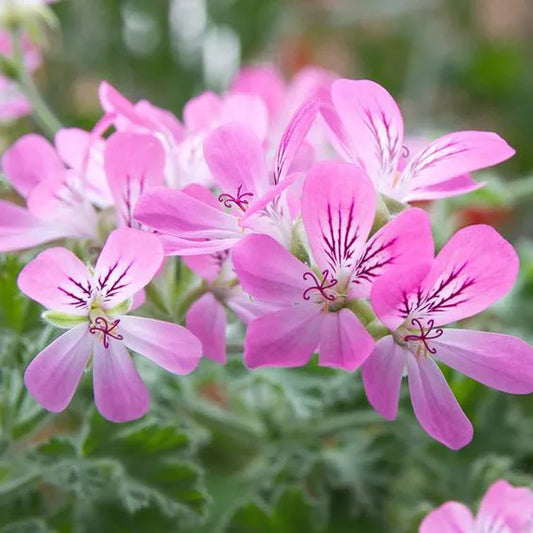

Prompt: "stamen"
[302,269,338,301]
[218,185,254,212]
[403,318,443,355]
[89,317,123,348]
[401,145,410,158]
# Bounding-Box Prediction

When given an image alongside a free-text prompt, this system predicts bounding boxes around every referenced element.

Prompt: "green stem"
[11,28,62,137]
[346,299,377,326]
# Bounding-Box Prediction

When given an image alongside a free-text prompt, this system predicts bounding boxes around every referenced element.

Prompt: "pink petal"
[419,502,475,533]
[160,234,241,256]
[400,131,515,191]
[55,128,90,170]
[98,81,143,129]
[477,480,533,532]
[403,173,484,202]
[225,289,281,324]
[350,207,434,298]
[230,64,285,117]
[2,134,64,198]
[432,329,533,394]
[24,324,91,412]
[135,99,185,143]
[18,247,93,314]
[272,96,320,184]
[92,338,150,423]
[302,161,376,275]
[0,200,68,252]
[203,123,267,197]
[183,91,222,132]
[420,224,519,325]
[330,79,404,187]
[185,293,227,364]
[371,262,432,331]
[319,309,374,371]
[118,315,202,374]
[220,93,269,142]
[104,132,165,227]
[94,227,164,309]
[183,251,228,283]
[134,186,241,241]
[183,183,221,209]
[244,304,323,369]
[407,353,473,450]
[232,234,309,305]
[361,336,408,420]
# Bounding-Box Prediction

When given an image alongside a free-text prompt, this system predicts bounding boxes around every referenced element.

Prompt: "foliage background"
[1,0,532,531]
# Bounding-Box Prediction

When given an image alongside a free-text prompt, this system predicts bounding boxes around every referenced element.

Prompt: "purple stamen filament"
[403,318,443,355]
[302,269,338,301]
[218,184,254,212]
[89,317,123,348]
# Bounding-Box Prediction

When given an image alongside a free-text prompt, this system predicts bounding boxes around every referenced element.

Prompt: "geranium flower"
[322,79,515,203]
[18,227,202,422]
[420,479,533,532]
[0,133,99,251]
[134,96,320,255]
[232,160,433,371]
[362,225,533,449]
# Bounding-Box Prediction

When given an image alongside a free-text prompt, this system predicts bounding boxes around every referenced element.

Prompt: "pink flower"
[232,160,433,371]
[0,133,99,252]
[134,96,320,255]
[17,228,202,422]
[0,31,40,122]
[362,225,533,449]
[420,479,533,532]
[323,79,515,203]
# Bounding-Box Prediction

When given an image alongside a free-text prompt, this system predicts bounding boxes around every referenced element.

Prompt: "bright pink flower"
[363,225,533,449]
[0,134,98,251]
[0,31,40,122]
[420,479,533,532]
[232,160,433,371]
[17,228,202,423]
[323,79,515,203]
[134,96,320,255]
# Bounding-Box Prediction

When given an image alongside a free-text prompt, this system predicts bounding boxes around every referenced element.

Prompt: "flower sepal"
[42,310,88,329]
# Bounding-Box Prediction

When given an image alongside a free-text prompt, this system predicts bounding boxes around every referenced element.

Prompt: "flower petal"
[330,79,404,187]
[361,336,408,420]
[350,207,434,298]
[183,91,222,132]
[477,480,533,532]
[302,160,376,275]
[433,329,533,394]
[220,93,269,142]
[18,247,93,314]
[403,173,484,203]
[93,338,150,423]
[244,304,323,369]
[104,132,165,227]
[407,353,473,450]
[94,227,164,308]
[119,315,202,374]
[232,234,309,305]
[400,131,515,190]
[319,309,374,371]
[2,134,64,198]
[160,234,241,256]
[203,123,267,197]
[419,502,475,533]
[24,324,91,412]
[186,293,227,364]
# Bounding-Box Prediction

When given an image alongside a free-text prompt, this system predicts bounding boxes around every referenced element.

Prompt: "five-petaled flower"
[362,224,533,449]
[18,227,202,423]
[232,160,433,371]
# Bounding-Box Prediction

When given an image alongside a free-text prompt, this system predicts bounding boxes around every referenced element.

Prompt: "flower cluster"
[3,64,533,447]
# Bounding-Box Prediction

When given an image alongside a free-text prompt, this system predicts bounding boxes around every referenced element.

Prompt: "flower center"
[218,184,254,212]
[302,269,338,302]
[89,316,123,348]
[403,318,443,356]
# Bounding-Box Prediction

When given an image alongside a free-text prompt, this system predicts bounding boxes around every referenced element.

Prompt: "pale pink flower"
[18,228,202,423]
[134,96,320,255]
[232,160,433,371]
[323,79,515,203]
[420,479,533,532]
[0,134,99,251]
[363,225,533,449]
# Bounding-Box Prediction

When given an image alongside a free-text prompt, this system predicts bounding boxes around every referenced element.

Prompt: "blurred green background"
[1,1,533,532]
